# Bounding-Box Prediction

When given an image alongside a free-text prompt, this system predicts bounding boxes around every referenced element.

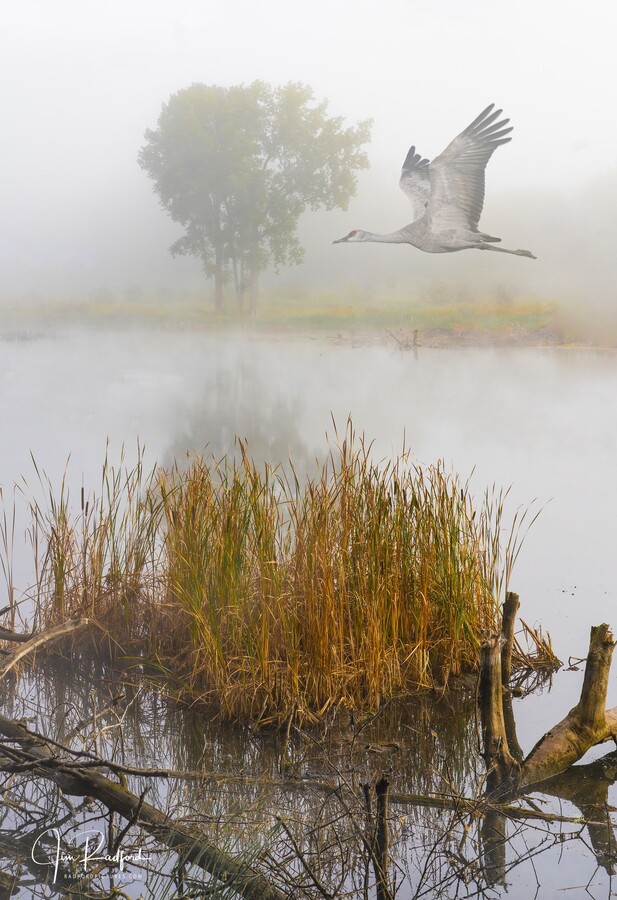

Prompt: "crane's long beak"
[333,235,349,244]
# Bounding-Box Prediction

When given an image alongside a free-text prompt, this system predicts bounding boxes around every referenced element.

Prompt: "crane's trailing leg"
[477,244,537,259]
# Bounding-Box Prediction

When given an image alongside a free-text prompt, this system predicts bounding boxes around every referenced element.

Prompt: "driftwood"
[0,713,286,900]
[0,625,33,644]
[481,617,617,792]
[0,619,90,679]
[479,635,519,787]
[500,591,520,685]
[2,605,615,895]
[477,616,617,885]
[521,624,617,789]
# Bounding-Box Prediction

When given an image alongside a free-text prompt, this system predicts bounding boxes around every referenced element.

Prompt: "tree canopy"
[138,81,372,311]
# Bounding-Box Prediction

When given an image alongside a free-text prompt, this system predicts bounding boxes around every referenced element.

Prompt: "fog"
[4,10,617,896]
[2,0,617,320]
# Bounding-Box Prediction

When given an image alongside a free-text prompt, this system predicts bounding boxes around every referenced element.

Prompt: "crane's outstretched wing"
[399,146,431,221]
[427,104,512,232]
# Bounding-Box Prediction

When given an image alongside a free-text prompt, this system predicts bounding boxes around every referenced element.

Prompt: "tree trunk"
[240,256,246,311]
[500,591,525,763]
[363,778,393,900]
[481,621,617,792]
[232,249,244,312]
[214,247,224,312]
[248,233,259,316]
[374,776,392,900]
[249,265,259,316]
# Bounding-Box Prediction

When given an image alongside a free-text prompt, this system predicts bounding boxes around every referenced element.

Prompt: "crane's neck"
[361,229,410,244]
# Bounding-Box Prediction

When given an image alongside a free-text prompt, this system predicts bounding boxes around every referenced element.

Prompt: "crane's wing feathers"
[399,145,431,220]
[427,104,512,232]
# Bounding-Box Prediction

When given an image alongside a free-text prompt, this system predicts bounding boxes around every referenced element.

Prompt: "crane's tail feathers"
[477,232,501,243]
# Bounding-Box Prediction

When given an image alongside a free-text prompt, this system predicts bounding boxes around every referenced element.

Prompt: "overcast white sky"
[2,0,616,297]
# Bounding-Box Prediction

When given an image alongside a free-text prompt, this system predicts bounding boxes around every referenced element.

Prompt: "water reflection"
[2,665,617,897]
[161,351,321,478]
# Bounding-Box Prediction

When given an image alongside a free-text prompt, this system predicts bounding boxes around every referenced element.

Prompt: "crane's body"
[334,104,536,259]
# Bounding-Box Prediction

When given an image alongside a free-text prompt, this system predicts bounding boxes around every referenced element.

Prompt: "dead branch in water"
[0,712,286,900]
[481,619,617,793]
[500,591,520,685]
[0,625,34,643]
[479,635,520,788]
[0,618,90,679]
[520,623,617,789]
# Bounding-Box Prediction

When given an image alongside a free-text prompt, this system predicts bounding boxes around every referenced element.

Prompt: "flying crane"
[334,104,536,259]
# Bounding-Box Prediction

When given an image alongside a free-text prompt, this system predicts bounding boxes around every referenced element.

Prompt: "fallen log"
[0,714,287,900]
[0,626,34,644]
[0,619,90,679]
[520,624,617,789]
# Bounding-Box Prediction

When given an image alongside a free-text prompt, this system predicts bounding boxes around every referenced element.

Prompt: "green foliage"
[138,82,371,310]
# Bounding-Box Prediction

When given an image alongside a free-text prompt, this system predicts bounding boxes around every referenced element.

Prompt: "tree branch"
[0,619,91,679]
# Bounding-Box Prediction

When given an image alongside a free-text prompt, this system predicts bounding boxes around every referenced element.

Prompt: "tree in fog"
[138,82,371,312]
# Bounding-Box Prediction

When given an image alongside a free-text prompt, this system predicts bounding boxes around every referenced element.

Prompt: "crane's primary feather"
[426,104,512,233]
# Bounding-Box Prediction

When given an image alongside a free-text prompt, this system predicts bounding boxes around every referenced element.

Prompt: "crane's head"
[333,230,369,244]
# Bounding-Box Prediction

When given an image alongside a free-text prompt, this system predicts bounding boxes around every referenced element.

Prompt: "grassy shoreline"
[0,292,561,346]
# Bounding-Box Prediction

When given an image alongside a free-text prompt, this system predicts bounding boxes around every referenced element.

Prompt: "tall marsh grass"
[4,425,532,722]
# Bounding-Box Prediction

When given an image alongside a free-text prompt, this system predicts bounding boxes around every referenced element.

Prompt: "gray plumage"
[334,104,536,259]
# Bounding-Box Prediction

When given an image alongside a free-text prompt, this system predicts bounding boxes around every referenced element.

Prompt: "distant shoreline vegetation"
[0,291,560,345]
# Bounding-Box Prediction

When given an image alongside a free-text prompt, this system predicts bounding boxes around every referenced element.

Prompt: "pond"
[1,326,617,897]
